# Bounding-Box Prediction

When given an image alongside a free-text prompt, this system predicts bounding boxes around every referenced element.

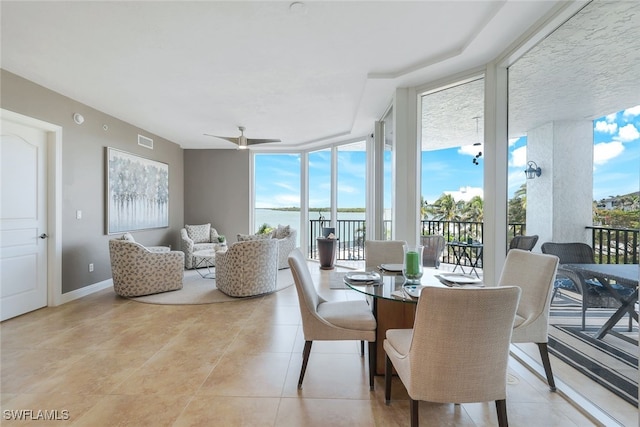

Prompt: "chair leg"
[582,307,586,330]
[385,354,392,404]
[537,342,556,391]
[360,340,365,357]
[298,340,313,389]
[495,399,508,427]
[410,399,419,427]
[368,341,375,391]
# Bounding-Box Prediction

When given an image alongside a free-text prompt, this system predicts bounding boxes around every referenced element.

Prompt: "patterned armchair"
[109,239,184,297]
[180,223,220,269]
[215,239,278,297]
[237,225,297,269]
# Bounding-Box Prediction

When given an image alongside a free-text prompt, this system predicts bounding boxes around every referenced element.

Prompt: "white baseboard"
[57,279,113,305]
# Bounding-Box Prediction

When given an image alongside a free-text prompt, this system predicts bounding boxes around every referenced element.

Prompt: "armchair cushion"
[109,239,184,297]
[237,227,297,269]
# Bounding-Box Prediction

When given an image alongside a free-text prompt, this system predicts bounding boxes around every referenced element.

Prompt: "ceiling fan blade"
[203,134,239,144]
[246,138,281,145]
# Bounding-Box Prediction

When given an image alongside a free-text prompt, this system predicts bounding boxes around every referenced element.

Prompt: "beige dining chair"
[384,286,521,427]
[364,239,406,270]
[288,248,377,390]
[498,248,559,391]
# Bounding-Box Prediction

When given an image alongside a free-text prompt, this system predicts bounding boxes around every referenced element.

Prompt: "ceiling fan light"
[238,135,248,149]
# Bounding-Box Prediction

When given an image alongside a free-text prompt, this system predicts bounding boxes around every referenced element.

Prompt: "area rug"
[130,268,294,305]
[548,295,638,407]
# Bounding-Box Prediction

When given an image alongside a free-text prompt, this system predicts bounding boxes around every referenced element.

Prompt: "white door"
[1,118,48,321]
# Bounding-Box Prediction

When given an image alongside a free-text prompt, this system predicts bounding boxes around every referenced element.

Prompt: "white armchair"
[180,223,221,269]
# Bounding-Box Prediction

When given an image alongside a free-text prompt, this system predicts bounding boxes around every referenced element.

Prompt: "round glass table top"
[343,269,449,303]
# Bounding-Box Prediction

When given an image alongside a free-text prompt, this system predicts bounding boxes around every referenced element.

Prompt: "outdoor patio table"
[447,241,483,278]
[563,263,639,339]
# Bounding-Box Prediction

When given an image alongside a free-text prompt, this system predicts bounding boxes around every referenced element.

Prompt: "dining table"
[562,263,639,339]
[343,267,481,374]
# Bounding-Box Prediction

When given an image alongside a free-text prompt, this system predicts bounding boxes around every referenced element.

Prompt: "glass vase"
[403,244,424,284]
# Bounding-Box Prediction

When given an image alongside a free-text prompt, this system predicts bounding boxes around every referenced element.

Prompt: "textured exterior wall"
[527,120,592,246]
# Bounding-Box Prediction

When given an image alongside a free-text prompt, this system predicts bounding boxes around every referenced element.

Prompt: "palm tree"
[427,194,461,221]
[462,195,484,222]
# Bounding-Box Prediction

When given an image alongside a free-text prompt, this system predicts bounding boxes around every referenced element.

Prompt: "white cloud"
[605,112,617,122]
[457,144,484,157]
[594,120,617,134]
[616,123,640,142]
[593,141,624,165]
[622,105,640,118]
[510,145,527,168]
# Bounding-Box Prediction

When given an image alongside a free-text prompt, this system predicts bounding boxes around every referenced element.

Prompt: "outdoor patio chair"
[384,286,521,427]
[509,234,539,251]
[541,242,635,330]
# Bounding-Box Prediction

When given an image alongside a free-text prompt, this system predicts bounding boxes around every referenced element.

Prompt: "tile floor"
[0,261,619,426]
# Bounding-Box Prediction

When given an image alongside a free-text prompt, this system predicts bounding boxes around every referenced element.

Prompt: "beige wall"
[1,70,185,293]
[183,149,251,240]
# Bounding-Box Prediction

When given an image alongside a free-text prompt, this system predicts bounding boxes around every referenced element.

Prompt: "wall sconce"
[525,161,542,179]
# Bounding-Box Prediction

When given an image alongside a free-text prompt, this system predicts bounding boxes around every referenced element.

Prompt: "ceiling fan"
[204,126,281,149]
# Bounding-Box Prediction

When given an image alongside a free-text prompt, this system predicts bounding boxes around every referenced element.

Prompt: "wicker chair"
[541,242,635,330]
[509,235,539,251]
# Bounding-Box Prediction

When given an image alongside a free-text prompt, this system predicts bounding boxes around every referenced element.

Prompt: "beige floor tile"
[226,323,298,355]
[115,349,217,395]
[275,397,377,427]
[71,394,190,427]
[198,352,291,397]
[174,396,280,427]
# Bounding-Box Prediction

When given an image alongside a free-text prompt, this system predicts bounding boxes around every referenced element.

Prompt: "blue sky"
[255,105,640,209]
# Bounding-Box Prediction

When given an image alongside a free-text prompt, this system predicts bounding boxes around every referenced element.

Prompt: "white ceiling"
[1,0,563,150]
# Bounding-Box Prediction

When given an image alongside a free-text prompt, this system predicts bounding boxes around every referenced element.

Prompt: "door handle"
[39,233,48,239]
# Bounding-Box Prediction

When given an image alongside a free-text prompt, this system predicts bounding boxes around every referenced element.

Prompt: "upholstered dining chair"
[498,249,559,391]
[288,248,377,390]
[384,286,521,427]
[419,235,446,268]
[364,240,406,271]
[541,241,635,330]
[509,234,539,251]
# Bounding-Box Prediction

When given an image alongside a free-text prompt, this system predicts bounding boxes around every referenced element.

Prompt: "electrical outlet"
[89,263,94,272]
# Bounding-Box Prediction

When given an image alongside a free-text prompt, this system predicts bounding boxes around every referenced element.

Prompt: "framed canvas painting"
[106,147,169,234]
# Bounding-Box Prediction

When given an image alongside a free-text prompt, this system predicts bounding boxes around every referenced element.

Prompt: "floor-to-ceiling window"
[253,153,301,243]
[308,148,332,250]
[420,77,484,265]
[336,141,367,260]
